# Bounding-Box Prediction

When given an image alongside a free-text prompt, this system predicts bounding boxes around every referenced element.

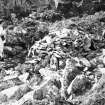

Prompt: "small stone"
[59,59,66,69]
[0,94,8,103]
[33,89,44,100]
[22,100,33,105]
[50,55,58,71]
[86,71,92,75]
[29,74,42,89]
[19,73,29,83]
[79,58,91,67]
[89,75,94,80]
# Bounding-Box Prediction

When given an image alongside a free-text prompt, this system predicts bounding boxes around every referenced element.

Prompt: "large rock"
[67,75,91,97]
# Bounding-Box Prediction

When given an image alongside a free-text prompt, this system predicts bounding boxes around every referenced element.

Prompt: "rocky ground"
[1,3,105,105]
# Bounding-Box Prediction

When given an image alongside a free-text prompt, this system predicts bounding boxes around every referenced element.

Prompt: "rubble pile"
[1,10,105,105]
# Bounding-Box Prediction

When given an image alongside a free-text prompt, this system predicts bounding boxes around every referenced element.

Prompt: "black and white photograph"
[0,0,105,105]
